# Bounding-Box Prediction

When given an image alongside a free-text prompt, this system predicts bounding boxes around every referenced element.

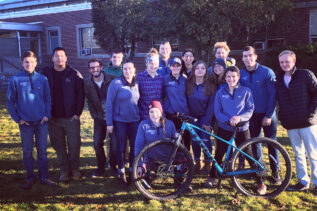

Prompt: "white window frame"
[45,26,61,55]
[76,23,109,59]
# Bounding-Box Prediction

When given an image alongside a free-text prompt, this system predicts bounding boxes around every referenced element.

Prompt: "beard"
[92,71,101,78]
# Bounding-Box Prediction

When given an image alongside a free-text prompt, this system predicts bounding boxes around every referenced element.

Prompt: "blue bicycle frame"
[178,121,265,177]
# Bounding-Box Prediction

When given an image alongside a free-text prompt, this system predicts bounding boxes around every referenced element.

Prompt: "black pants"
[166,112,191,150]
[209,127,262,183]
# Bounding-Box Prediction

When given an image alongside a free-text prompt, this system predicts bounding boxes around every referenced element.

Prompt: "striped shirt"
[137,70,163,120]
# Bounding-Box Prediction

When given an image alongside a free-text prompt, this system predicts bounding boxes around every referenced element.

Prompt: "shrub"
[264,43,317,76]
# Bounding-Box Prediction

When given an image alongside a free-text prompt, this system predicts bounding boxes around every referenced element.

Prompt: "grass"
[0,91,316,210]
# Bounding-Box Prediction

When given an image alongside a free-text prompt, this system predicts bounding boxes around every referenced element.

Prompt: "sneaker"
[286,182,310,191]
[40,179,58,187]
[257,182,267,195]
[200,161,211,174]
[91,169,105,178]
[127,171,132,185]
[272,171,282,185]
[71,170,82,180]
[194,160,202,173]
[204,177,216,188]
[22,180,35,190]
[59,171,69,182]
[119,172,128,187]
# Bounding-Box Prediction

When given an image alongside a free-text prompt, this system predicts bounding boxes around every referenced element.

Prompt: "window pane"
[311,9,317,35]
[49,31,58,36]
[80,28,91,48]
[50,37,59,51]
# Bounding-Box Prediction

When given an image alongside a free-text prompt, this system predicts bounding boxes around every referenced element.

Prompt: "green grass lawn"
[0,91,316,210]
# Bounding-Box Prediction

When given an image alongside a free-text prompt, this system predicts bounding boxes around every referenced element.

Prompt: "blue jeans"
[248,112,279,172]
[114,121,139,171]
[19,121,49,181]
[191,118,212,161]
[93,119,107,172]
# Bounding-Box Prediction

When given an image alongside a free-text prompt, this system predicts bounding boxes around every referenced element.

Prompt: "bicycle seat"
[174,112,198,122]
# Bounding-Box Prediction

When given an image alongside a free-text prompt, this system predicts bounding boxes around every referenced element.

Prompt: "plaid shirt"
[137,70,163,120]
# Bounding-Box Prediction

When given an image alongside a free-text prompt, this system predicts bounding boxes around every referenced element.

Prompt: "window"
[76,24,105,57]
[45,26,61,55]
[152,37,179,52]
[310,9,317,41]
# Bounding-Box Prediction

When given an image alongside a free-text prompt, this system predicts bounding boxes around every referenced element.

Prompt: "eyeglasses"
[89,66,101,70]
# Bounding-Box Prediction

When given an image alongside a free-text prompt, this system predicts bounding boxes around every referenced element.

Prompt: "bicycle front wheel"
[230,137,292,198]
[132,140,194,201]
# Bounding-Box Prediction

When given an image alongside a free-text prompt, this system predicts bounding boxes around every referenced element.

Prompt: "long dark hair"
[186,60,216,96]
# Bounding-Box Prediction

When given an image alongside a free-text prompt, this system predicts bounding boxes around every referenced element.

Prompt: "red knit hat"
[148,100,163,114]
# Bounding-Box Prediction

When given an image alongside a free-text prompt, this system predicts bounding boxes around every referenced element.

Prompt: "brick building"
[0,0,316,77]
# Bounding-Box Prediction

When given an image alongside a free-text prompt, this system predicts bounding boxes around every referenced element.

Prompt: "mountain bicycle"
[132,113,292,201]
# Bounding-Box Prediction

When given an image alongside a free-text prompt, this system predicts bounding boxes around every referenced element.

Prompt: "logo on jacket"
[242,76,247,80]
[146,129,156,135]
[65,78,71,82]
[20,82,28,86]
[222,95,230,99]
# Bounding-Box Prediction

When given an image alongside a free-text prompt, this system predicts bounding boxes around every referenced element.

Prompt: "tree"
[91,0,152,59]
[92,0,294,63]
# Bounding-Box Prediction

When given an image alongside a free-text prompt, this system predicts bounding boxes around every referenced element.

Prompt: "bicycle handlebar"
[174,112,198,123]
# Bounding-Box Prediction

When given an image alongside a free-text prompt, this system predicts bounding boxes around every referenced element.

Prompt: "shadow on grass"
[277,137,291,147]
[0,142,21,149]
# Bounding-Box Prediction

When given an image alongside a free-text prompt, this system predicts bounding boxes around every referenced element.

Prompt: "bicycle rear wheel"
[132,140,194,201]
[231,137,292,198]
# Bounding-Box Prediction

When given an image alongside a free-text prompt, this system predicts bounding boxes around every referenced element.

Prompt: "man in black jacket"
[84,59,112,178]
[277,50,317,196]
[41,47,85,182]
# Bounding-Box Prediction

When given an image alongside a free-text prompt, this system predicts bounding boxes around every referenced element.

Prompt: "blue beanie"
[212,58,226,70]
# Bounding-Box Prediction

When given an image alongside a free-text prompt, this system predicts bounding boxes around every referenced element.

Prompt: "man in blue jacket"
[277,50,317,196]
[41,47,85,182]
[240,46,280,184]
[157,41,172,76]
[7,51,57,189]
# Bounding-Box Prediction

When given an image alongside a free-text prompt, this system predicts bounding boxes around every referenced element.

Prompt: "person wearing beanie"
[135,100,193,191]
[209,58,227,90]
[135,100,176,158]
[137,48,163,120]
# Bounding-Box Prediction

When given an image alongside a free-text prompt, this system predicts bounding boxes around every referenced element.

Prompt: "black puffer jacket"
[40,65,85,118]
[276,67,317,130]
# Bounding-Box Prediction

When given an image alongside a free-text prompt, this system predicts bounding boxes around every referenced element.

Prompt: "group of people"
[6,41,317,197]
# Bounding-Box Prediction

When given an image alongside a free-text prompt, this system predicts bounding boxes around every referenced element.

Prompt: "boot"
[194,160,202,173]
[200,161,211,174]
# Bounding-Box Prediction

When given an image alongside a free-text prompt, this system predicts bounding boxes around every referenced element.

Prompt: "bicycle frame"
[175,121,265,177]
